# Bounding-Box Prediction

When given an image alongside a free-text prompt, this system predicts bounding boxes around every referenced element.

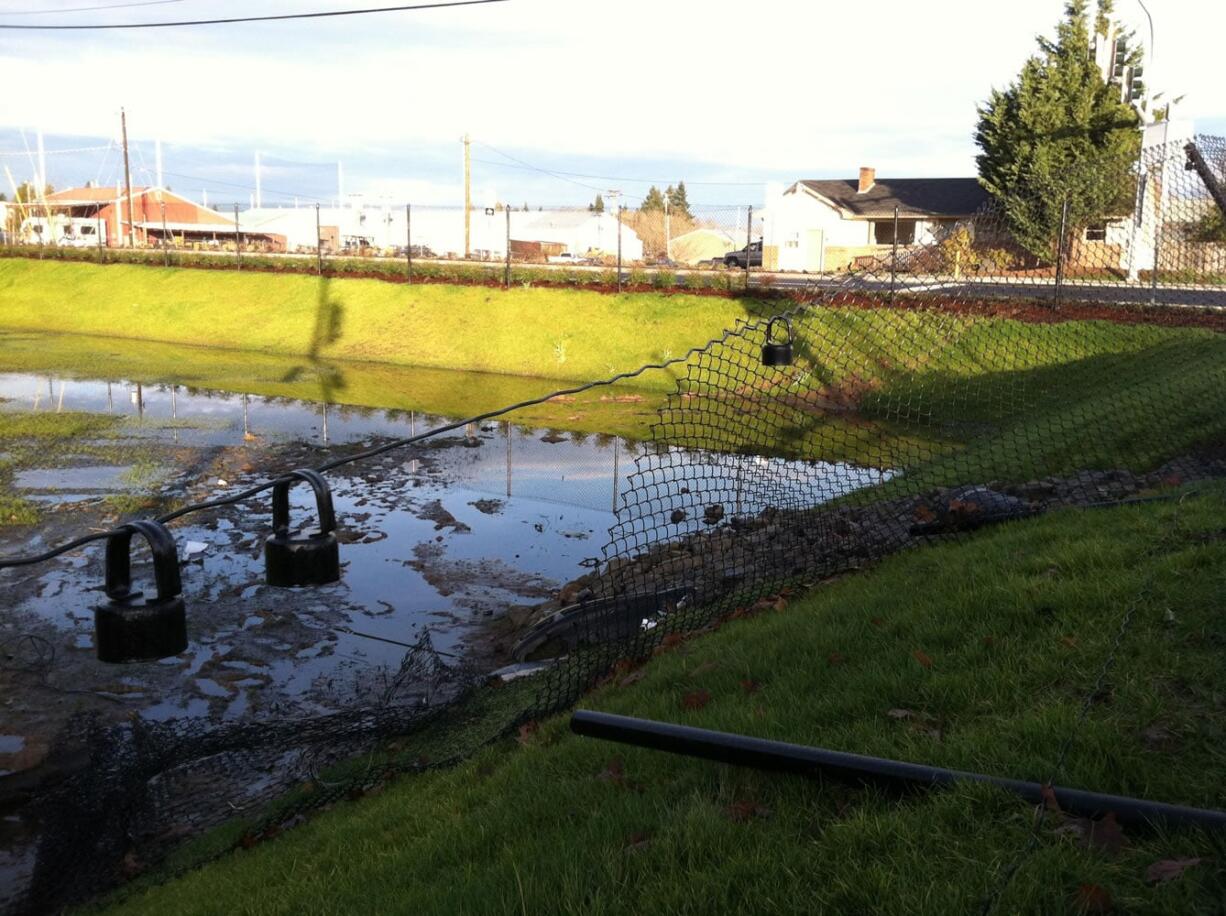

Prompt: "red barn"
[38,186,281,250]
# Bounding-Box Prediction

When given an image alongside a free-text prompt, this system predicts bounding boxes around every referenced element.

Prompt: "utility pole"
[463,133,472,258]
[155,138,163,188]
[664,194,671,262]
[36,128,46,194]
[254,150,261,208]
[121,108,135,247]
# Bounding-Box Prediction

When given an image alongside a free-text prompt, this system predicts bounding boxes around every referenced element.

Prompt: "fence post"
[1149,169,1164,307]
[234,204,242,271]
[160,200,169,267]
[889,204,899,304]
[617,206,624,292]
[315,203,323,276]
[504,205,511,289]
[405,203,412,284]
[1053,195,1069,307]
[745,205,753,291]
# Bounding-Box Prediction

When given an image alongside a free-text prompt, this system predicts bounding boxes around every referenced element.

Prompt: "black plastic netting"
[3,136,1226,915]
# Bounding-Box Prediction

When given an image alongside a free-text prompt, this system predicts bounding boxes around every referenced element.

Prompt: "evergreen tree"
[589,193,605,213]
[974,0,1141,262]
[640,185,666,212]
[668,181,692,219]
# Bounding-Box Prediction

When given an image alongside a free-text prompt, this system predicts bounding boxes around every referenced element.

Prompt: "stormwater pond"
[0,337,893,901]
[0,345,899,721]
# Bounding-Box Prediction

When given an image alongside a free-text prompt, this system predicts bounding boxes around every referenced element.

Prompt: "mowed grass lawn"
[100,486,1226,915]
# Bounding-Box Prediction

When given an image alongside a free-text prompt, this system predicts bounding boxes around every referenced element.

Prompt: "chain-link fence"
[2,135,1225,914]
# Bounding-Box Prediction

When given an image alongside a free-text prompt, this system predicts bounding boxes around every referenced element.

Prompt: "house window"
[873,219,916,245]
[1085,222,1108,241]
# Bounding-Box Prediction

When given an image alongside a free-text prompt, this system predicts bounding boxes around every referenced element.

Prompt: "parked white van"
[21,217,104,248]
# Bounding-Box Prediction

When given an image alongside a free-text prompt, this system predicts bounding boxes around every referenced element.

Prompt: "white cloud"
[1,0,1223,179]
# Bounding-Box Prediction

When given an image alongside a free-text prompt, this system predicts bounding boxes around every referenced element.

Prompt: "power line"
[158,168,329,204]
[0,144,112,157]
[472,155,766,188]
[0,0,508,30]
[470,139,610,195]
[1,0,187,15]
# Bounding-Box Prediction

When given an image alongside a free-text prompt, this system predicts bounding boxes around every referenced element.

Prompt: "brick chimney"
[858,167,876,193]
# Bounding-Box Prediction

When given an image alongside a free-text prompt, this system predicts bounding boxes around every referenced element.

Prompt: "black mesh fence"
[2,136,1226,914]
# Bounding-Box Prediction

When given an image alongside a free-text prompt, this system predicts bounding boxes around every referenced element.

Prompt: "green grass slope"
[100,487,1226,915]
[0,259,750,386]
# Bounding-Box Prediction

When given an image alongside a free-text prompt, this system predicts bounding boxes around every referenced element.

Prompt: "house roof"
[44,186,237,227]
[45,186,146,204]
[522,210,607,230]
[796,177,989,219]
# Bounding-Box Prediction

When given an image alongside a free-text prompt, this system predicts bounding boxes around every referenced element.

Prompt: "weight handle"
[766,316,792,345]
[271,468,338,537]
[103,519,183,602]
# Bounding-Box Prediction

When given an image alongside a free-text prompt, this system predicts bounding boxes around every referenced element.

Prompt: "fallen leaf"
[1074,883,1113,913]
[870,616,886,628]
[1140,722,1176,750]
[887,708,913,720]
[827,651,846,667]
[912,649,933,669]
[1040,784,1063,815]
[725,800,773,823]
[624,831,651,852]
[597,757,626,786]
[913,504,936,523]
[682,689,712,711]
[1061,635,1079,648]
[739,679,762,694]
[1145,857,1204,884]
[689,661,718,678]
[1082,813,1128,857]
[516,722,539,747]
[119,851,146,878]
[618,670,646,688]
[982,635,996,647]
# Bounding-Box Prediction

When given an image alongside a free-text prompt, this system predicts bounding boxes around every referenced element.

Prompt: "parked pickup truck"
[723,240,763,268]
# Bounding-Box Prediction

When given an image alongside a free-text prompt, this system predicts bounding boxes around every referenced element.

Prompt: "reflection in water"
[0,371,893,517]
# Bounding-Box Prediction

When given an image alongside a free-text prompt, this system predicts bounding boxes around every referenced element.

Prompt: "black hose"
[570,710,1226,831]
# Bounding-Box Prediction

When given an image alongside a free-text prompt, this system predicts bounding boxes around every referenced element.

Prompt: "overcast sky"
[1,0,1224,207]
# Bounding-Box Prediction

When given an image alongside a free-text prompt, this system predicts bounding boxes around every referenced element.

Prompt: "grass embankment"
[6,260,1226,477]
[101,487,1226,915]
[0,259,753,388]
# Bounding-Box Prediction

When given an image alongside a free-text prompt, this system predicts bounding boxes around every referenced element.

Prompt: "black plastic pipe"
[571,710,1226,831]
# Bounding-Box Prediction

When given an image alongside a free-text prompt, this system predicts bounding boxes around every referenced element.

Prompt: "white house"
[762,168,990,272]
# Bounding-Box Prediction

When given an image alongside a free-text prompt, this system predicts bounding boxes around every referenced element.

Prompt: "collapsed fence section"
[2,136,1226,915]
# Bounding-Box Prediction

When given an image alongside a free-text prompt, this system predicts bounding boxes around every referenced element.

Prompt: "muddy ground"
[0,429,580,789]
